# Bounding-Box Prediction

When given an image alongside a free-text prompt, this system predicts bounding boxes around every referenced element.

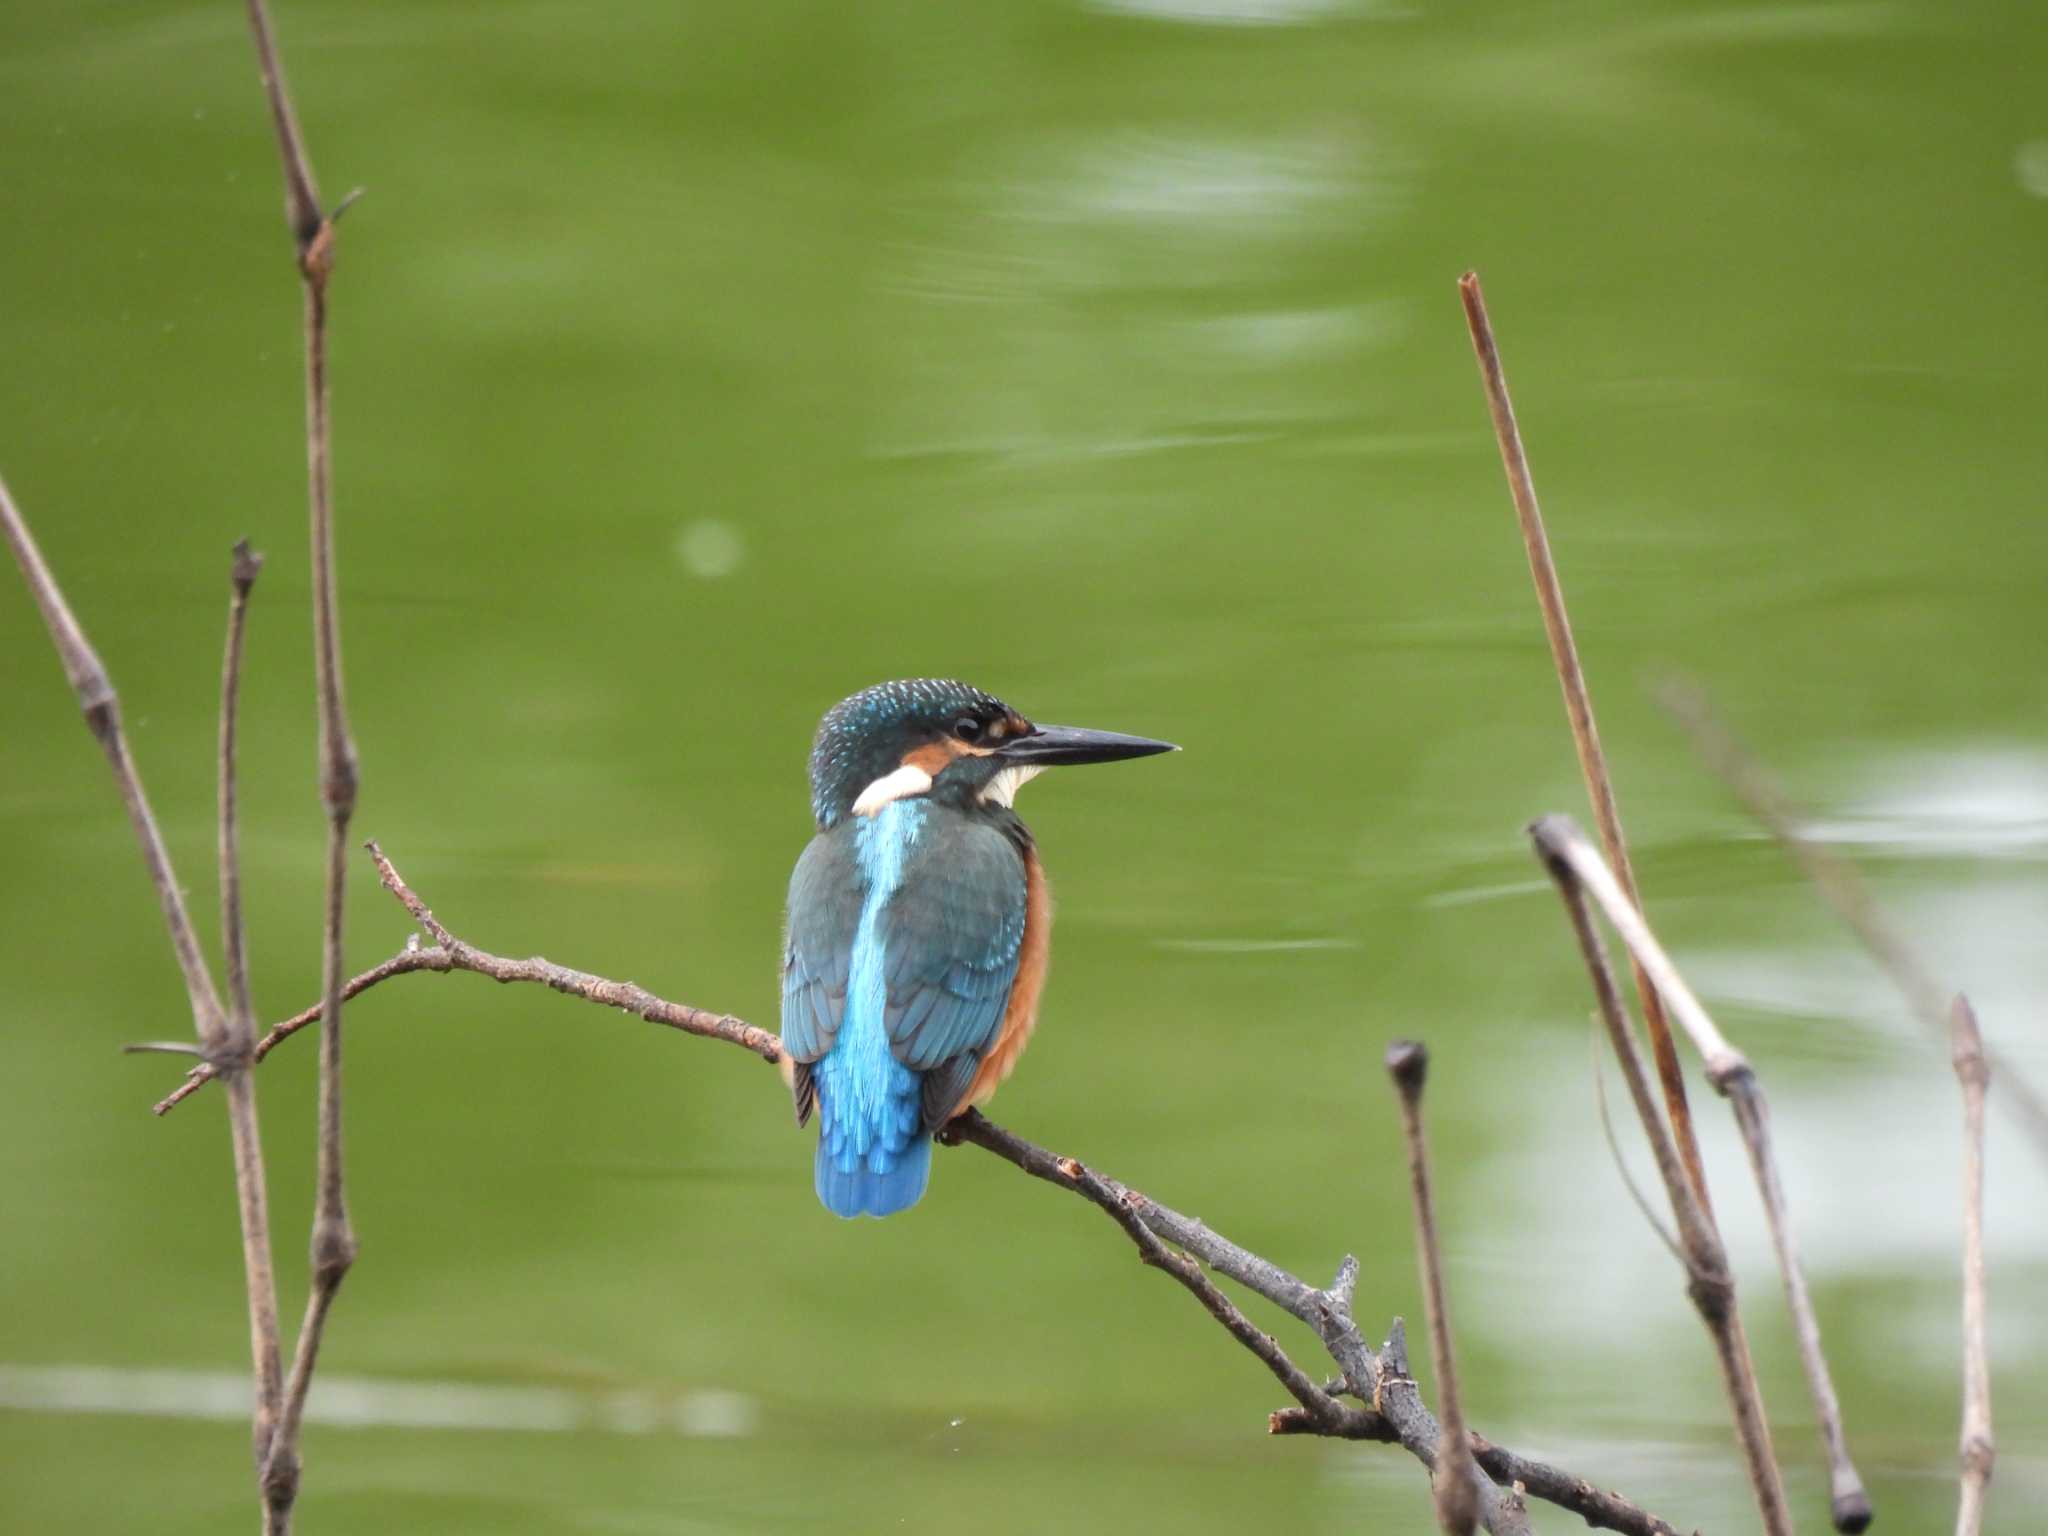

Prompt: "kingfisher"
[781,678,1175,1218]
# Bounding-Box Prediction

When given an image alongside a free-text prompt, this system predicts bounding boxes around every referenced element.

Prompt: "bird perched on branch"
[782,679,1175,1218]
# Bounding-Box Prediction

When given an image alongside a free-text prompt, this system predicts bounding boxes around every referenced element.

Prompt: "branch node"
[310,1220,358,1288]
[231,538,265,590]
[1831,1488,1875,1534]
[1384,1037,1429,1100]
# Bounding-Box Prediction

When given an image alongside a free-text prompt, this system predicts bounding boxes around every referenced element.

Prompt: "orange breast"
[954,847,1051,1116]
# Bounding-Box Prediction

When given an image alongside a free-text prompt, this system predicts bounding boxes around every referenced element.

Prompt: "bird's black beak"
[997,723,1178,766]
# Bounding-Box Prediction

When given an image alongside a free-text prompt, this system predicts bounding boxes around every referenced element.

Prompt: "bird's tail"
[814,1130,931,1218]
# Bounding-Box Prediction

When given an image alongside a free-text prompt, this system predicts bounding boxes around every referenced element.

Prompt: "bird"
[780,678,1175,1218]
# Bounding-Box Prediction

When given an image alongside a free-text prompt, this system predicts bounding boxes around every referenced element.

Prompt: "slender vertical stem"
[1458,272,1714,1215]
[1951,996,1994,1536]
[1531,815,1793,1536]
[221,541,267,1049]
[1726,1081,1870,1530]
[242,3,359,1524]
[1385,1041,1480,1536]
[218,542,285,1470]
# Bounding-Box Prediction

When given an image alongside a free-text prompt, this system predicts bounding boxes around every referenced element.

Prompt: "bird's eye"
[952,716,985,743]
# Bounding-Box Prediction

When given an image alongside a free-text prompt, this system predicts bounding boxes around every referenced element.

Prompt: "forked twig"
[2,482,285,1521]
[1459,271,1714,1216]
[1951,996,1994,1536]
[1662,676,2048,1168]
[1,483,227,1042]
[1386,1041,1485,1536]
[1536,813,1873,1531]
[1531,815,1795,1536]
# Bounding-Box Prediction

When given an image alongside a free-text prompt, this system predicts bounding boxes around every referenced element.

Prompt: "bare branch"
[1531,814,1794,1536]
[1025,1139,1362,1435]
[1458,271,1713,1217]
[158,846,783,1117]
[4,476,287,1526]
[157,944,454,1114]
[1951,996,1994,1536]
[243,0,322,252]
[241,2,357,1522]
[1661,676,2048,1168]
[1386,1041,1481,1536]
[218,542,285,1469]
[2,475,226,1046]
[1537,813,1873,1529]
[220,540,266,1047]
[1470,1435,1686,1536]
[165,841,1679,1536]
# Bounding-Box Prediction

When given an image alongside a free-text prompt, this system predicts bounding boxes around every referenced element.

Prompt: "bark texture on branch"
[1534,813,1871,1531]
[158,840,1686,1536]
[1532,815,1793,1536]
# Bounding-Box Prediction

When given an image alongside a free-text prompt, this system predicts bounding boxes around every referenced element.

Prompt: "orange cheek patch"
[905,737,996,778]
[904,742,958,776]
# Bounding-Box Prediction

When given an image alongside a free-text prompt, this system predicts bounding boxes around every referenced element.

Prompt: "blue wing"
[781,827,862,1124]
[880,816,1027,1131]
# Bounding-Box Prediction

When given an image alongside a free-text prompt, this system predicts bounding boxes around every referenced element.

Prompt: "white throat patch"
[851,762,935,817]
[977,763,1043,809]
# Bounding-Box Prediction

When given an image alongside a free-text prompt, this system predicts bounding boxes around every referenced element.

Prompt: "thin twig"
[242,2,356,1523]
[243,0,321,251]
[218,541,285,1469]
[158,844,780,1118]
[1459,271,1714,1217]
[3,477,286,1526]
[1469,1435,1684,1536]
[2,477,227,1044]
[158,944,448,1113]
[168,841,1672,1536]
[947,1120,1546,1535]
[1661,676,2048,1168]
[1951,996,1994,1536]
[1386,1042,1483,1536]
[1590,1012,1682,1262]
[1531,814,1793,1536]
[1539,813,1873,1529]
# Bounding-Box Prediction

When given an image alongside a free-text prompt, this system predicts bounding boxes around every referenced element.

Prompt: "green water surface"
[3,2,2044,1532]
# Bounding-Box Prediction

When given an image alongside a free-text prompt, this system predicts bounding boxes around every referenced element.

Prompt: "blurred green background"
[3,1,2044,1531]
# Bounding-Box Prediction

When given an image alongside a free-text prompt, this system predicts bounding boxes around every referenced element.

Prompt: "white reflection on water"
[2018,140,2048,199]
[1041,135,1353,227]
[0,1365,759,1438]
[1687,870,2048,1074]
[1795,746,2048,858]
[1468,1045,2047,1362]
[871,127,1404,465]
[987,126,1402,295]
[672,519,746,580]
[1088,0,1366,25]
